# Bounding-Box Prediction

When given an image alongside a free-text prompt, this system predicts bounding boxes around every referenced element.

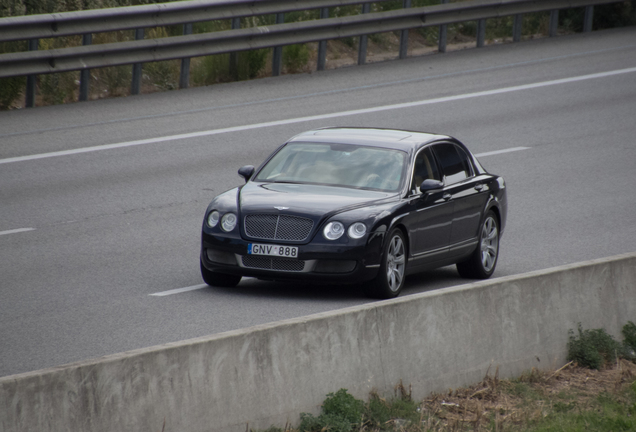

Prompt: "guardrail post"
[549,10,559,37]
[179,23,193,89]
[229,18,240,79]
[583,6,594,32]
[513,14,523,42]
[131,28,144,95]
[358,3,370,65]
[272,13,285,76]
[25,39,38,108]
[439,0,448,53]
[476,19,486,47]
[79,34,92,101]
[399,0,411,59]
[317,7,329,71]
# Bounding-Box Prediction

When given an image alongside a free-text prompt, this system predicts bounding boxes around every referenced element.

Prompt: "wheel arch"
[487,204,501,229]
[386,222,410,262]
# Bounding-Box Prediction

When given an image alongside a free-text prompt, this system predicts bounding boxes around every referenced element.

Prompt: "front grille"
[244,214,313,241]
[242,256,306,272]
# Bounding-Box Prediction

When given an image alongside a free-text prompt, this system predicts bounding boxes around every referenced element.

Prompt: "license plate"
[248,243,298,258]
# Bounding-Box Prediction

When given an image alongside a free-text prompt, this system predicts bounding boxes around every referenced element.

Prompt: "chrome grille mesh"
[244,214,313,241]
[242,256,305,272]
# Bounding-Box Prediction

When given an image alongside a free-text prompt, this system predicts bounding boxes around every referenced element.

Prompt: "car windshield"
[255,142,407,191]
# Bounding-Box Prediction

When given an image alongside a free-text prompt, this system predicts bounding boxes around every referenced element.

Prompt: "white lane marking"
[151,277,261,297]
[0,228,36,236]
[2,67,635,166]
[149,284,208,297]
[475,147,530,157]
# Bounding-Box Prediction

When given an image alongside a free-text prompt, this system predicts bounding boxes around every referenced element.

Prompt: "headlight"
[221,213,237,232]
[348,222,367,239]
[207,210,220,228]
[323,221,345,240]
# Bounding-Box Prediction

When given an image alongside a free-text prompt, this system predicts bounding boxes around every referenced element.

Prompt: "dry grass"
[417,360,636,431]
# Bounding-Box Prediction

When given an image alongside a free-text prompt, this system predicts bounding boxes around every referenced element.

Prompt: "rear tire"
[457,211,499,279]
[364,228,407,299]
[200,258,242,287]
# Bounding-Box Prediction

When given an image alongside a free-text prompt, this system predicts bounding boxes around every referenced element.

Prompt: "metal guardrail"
[0,0,621,107]
[0,0,379,42]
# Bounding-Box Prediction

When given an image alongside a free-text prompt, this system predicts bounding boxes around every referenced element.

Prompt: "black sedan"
[200,127,507,298]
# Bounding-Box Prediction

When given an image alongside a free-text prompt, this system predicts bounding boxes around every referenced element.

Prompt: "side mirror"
[238,165,255,183]
[419,179,444,194]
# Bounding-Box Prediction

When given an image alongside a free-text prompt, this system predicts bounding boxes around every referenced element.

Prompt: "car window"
[432,143,472,185]
[411,147,441,193]
[455,147,473,177]
[255,142,407,192]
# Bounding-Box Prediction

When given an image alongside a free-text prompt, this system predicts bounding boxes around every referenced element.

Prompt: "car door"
[402,146,454,265]
[431,143,490,258]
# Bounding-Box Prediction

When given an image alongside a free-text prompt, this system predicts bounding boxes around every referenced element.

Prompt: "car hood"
[239,182,396,217]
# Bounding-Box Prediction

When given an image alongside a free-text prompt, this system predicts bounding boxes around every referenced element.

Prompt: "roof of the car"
[287,127,451,151]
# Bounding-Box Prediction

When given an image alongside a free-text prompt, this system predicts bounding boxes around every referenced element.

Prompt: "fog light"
[206,249,237,266]
[314,260,356,273]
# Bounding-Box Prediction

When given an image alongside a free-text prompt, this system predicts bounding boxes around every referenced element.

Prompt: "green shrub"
[567,323,623,370]
[521,12,551,36]
[0,76,24,109]
[416,26,440,46]
[374,1,402,12]
[39,71,78,105]
[0,0,180,17]
[283,44,310,73]
[143,59,180,91]
[368,32,390,46]
[299,387,421,432]
[237,49,268,80]
[284,9,319,23]
[622,321,636,355]
[299,412,353,432]
[593,2,636,29]
[486,16,513,40]
[96,65,132,97]
[90,31,134,97]
[141,27,179,91]
[299,389,364,432]
[322,388,364,424]
[331,5,360,18]
[366,393,420,429]
[366,394,392,426]
[559,3,636,33]
[190,54,229,86]
[0,41,25,109]
[189,49,267,85]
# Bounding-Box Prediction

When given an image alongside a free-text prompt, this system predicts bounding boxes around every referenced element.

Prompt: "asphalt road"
[1,27,635,378]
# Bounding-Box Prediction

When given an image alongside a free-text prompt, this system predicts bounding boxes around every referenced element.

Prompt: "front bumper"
[201,230,383,283]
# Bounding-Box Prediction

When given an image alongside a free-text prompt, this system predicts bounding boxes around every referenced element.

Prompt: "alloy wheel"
[386,234,406,292]
[480,216,499,273]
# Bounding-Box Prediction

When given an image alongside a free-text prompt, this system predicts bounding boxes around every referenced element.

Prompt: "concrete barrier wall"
[2,252,635,432]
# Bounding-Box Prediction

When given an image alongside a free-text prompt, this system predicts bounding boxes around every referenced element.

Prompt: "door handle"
[443,193,452,201]
[474,184,484,192]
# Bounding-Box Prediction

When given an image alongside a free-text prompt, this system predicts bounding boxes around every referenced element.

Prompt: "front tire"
[364,228,407,299]
[457,211,499,279]
[200,258,242,287]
